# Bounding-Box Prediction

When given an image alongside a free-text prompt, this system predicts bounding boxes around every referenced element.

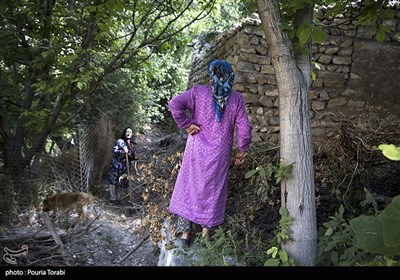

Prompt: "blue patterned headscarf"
[207,60,235,123]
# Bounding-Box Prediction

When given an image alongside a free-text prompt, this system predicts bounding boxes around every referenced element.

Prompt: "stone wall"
[188,8,400,144]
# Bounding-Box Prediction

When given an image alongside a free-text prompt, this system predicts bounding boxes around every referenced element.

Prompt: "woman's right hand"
[186,124,201,135]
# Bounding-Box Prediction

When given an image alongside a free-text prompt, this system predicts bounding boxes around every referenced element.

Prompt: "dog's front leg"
[65,210,71,228]
[51,210,57,222]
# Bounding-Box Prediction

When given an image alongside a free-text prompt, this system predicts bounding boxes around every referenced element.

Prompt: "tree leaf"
[244,169,259,179]
[378,195,400,247]
[58,55,77,65]
[378,144,400,161]
[259,167,266,178]
[325,227,333,236]
[375,30,386,42]
[350,215,400,256]
[279,250,288,263]
[311,26,327,44]
[330,251,338,265]
[264,259,280,266]
[298,27,311,46]
[76,82,84,90]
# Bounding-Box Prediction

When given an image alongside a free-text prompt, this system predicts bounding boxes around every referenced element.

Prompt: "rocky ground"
[0,201,159,267]
[65,201,158,266]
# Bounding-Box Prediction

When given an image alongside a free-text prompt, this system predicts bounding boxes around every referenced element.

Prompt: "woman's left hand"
[232,150,247,166]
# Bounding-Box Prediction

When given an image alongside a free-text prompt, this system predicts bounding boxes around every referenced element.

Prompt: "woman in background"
[107,127,138,204]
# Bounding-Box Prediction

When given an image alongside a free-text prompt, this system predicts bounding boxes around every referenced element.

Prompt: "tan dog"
[43,192,94,227]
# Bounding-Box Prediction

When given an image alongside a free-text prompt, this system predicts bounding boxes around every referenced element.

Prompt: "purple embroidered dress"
[169,85,252,228]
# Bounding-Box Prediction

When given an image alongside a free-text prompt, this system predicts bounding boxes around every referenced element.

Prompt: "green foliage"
[379,196,400,247]
[264,207,296,266]
[360,188,379,216]
[279,0,327,55]
[295,23,327,47]
[245,160,293,184]
[276,208,294,241]
[244,157,293,232]
[189,0,254,49]
[316,205,366,266]
[347,143,400,261]
[275,161,293,183]
[354,1,395,42]
[0,0,220,180]
[350,195,400,257]
[279,0,395,55]
[181,208,296,266]
[347,141,400,265]
[311,60,322,81]
[184,228,248,266]
[317,188,400,266]
[244,160,292,204]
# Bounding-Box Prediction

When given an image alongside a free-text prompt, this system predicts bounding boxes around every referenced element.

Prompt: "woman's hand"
[232,150,247,166]
[186,124,201,135]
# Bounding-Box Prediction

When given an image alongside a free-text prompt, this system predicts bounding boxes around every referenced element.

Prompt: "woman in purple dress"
[168,60,252,246]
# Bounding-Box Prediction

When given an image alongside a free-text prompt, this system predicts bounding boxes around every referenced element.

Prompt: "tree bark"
[256,0,317,266]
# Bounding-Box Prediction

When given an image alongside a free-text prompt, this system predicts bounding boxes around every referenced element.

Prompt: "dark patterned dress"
[107,139,136,188]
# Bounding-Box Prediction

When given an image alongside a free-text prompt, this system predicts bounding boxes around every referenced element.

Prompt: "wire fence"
[46,114,116,193]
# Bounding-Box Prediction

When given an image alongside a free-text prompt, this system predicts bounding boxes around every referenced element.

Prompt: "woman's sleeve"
[168,87,196,129]
[112,139,127,154]
[235,94,253,152]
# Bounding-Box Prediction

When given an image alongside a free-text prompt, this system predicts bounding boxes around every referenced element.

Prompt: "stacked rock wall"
[188,8,400,144]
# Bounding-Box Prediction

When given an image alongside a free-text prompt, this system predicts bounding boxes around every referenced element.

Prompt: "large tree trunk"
[256,0,317,266]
